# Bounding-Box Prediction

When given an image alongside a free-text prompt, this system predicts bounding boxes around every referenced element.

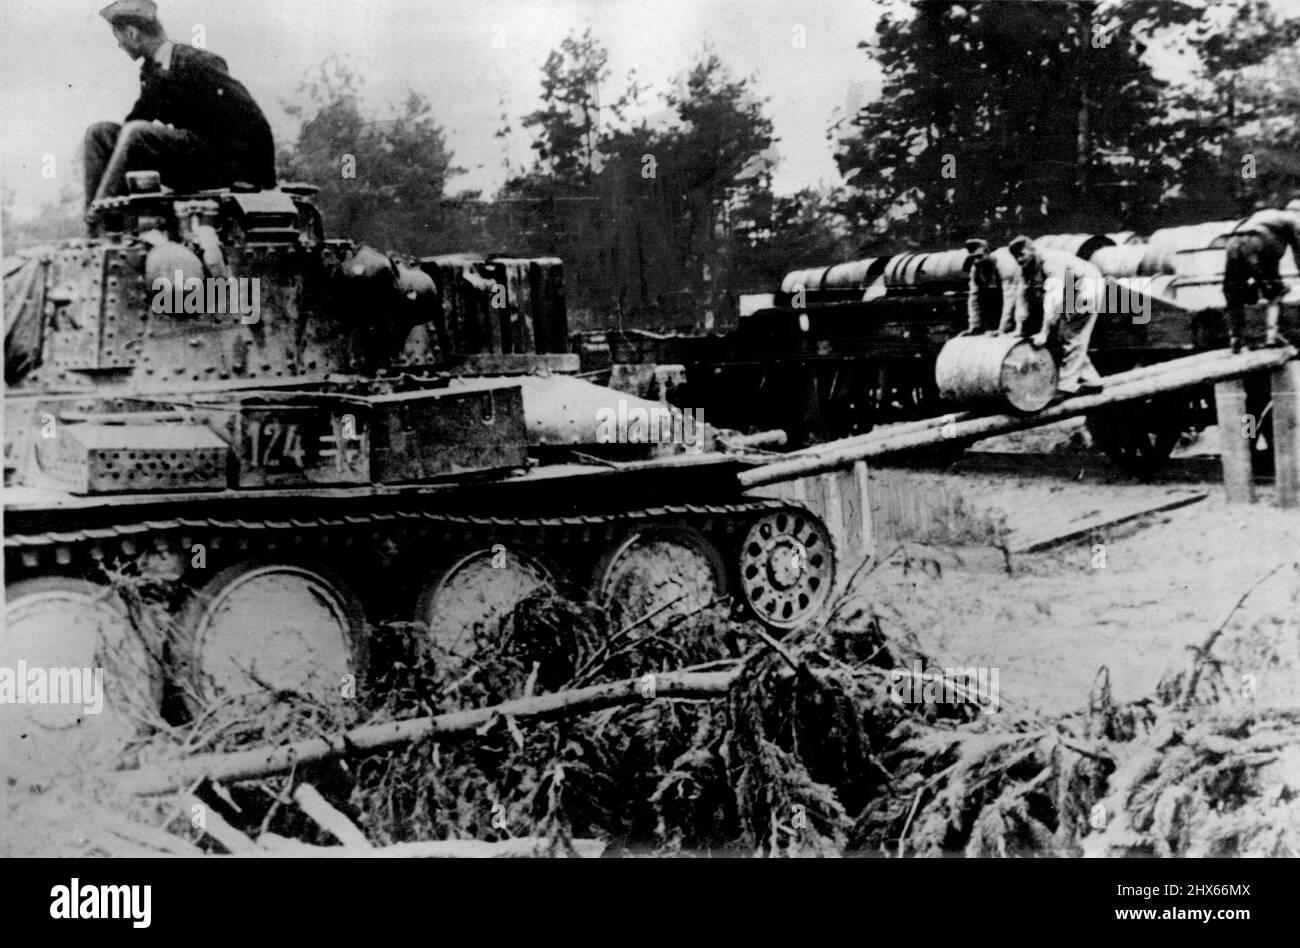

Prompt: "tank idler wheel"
[592,526,728,635]
[739,508,836,630]
[176,560,367,714]
[2,577,159,778]
[415,546,559,664]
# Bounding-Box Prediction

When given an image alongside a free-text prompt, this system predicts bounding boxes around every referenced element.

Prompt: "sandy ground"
[846,438,1300,718]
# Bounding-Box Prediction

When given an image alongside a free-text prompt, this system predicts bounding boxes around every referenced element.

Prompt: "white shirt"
[152,40,175,72]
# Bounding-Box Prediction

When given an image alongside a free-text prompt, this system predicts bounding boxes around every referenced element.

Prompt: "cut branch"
[114,670,738,795]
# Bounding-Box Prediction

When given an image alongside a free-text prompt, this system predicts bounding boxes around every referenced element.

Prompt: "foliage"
[1161,0,1300,217]
[498,36,795,327]
[277,56,471,254]
[834,0,1300,247]
[834,0,1177,245]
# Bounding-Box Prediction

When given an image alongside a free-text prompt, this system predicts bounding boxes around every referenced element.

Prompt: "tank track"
[5,499,789,575]
[4,491,838,750]
[5,496,834,636]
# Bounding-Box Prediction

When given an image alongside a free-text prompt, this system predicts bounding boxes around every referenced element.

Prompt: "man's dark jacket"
[126,44,275,188]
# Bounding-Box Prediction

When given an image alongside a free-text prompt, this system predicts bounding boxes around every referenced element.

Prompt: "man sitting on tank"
[84,0,276,214]
[1222,198,1300,353]
[1007,236,1105,397]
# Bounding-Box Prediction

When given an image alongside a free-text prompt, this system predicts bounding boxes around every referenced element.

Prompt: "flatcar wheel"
[1087,397,1184,480]
[415,546,558,662]
[592,526,728,634]
[177,561,366,712]
[739,509,836,630]
[2,577,157,778]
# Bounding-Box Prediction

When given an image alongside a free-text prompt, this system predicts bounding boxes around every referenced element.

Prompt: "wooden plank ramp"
[739,346,1297,490]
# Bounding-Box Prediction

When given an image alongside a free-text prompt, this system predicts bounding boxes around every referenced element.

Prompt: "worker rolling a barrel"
[962,238,1000,335]
[1008,236,1104,397]
[961,238,1023,336]
[1222,200,1300,353]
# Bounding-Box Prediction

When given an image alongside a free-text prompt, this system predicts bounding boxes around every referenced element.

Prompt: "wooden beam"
[1009,491,1208,554]
[738,348,1297,490]
[1214,379,1255,504]
[1272,361,1300,508]
[781,348,1240,461]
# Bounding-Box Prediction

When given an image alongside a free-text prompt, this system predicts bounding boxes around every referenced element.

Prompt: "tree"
[834,1,1175,246]
[1157,0,1300,218]
[501,34,782,328]
[520,29,610,187]
[278,56,466,253]
[739,187,855,290]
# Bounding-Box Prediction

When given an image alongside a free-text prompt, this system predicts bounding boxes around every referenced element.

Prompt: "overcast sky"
[4,1,1299,221]
[0,0,888,218]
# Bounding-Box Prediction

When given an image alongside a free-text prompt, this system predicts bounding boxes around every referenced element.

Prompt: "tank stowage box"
[368,384,528,482]
[34,423,230,494]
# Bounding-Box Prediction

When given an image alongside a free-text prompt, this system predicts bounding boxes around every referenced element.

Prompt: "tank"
[2,181,837,776]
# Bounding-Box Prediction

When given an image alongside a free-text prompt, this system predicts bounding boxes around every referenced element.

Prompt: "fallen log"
[188,795,261,854]
[252,836,607,858]
[293,784,372,848]
[90,806,207,857]
[114,670,737,796]
[739,347,1297,488]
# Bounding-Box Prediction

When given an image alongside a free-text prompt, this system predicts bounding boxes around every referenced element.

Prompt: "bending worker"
[1222,201,1300,352]
[85,0,275,211]
[963,238,1023,335]
[1007,236,1105,397]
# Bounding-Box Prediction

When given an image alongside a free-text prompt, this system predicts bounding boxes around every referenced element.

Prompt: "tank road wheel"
[415,547,558,663]
[1086,395,1185,480]
[1,577,158,779]
[592,526,728,634]
[739,508,836,630]
[176,561,366,714]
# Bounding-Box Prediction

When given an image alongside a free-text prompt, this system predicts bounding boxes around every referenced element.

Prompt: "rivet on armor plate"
[21,551,39,568]
[120,539,137,556]
[55,546,72,566]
